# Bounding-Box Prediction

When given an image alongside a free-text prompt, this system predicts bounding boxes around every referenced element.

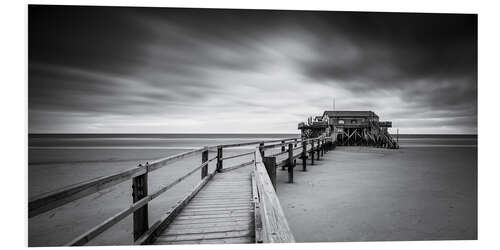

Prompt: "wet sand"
[275,146,477,242]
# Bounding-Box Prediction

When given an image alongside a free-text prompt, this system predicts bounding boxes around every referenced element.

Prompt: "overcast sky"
[28,6,477,134]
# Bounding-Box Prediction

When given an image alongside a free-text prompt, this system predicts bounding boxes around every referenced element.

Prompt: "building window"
[351,120,357,124]
[338,120,344,124]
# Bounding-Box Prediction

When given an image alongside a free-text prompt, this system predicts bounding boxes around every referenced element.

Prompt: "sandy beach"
[276,146,477,242]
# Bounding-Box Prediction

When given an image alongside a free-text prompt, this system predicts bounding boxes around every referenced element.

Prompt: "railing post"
[302,140,307,171]
[281,141,286,170]
[294,139,298,165]
[201,148,208,179]
[216,146,223,172]
[310,140,315,165]
[262,156,277,189]
[317,139,321,161]
[321,139,324,157]
[132,164,148,241]
[288,143,294,183]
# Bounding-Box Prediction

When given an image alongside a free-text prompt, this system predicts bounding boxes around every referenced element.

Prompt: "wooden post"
[132,165,148,241]
[216,146,223,172]
[263,156,277,189]
[201,149,208,179]
[310,140,315,165]
[321,139,325,156]
[317,139,320,161]
[259,142,265,157]
[302,141,307,171]
[288,143,294,183]
[281,141,286,171]
[294,139,298,165]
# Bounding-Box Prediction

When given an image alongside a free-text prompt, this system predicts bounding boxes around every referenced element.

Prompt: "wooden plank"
[170,217,252,226]
[28,165,146,218]
[153,236,252,245]
[162,224,252,236]
[181,207,253,213]
[155,229,253,242]
[252,173,263,243]
[188,202,252,207]
[170,220,253,229]
[175,213,253,220]
[185,204,252,209]
[192,197,251,201]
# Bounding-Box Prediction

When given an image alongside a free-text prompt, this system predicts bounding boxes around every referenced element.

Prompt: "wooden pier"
[28,134,334,245]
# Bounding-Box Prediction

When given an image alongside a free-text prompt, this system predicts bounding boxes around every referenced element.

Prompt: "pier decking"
[28,135,334,246]
[153,167,254,244]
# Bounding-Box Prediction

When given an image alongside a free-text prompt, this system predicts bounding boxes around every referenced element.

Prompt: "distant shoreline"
[28,133,477,138]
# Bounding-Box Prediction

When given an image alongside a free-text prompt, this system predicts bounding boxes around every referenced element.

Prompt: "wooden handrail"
[253,147,295,243]
[28,165,147,218]
[220,151,255,161]
[220,137,300,149]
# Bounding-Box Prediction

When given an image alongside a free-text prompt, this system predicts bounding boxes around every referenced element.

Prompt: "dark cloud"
[28,6,477,133]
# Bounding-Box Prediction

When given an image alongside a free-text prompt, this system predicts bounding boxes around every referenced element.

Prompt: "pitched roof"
[323,110,379,118]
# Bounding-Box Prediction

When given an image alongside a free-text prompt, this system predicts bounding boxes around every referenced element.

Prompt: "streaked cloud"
[28,6,477,134]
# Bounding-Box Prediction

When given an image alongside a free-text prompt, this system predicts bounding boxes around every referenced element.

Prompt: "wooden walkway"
[152,167,254,244]
[29,135,333,246]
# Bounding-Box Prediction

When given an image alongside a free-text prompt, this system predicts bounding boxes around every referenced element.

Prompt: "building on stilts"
[298,110,399,149]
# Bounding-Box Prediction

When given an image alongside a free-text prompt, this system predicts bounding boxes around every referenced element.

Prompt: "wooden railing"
[30,136,324,246]
[252,134,334,243]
